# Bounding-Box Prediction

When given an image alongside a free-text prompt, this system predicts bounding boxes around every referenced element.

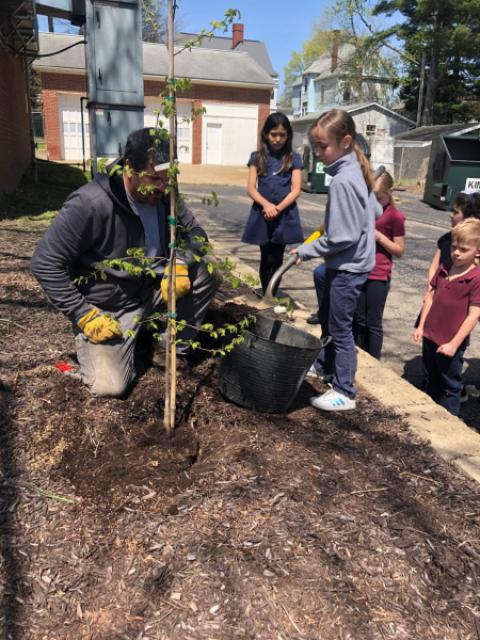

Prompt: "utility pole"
[416,52,426,127]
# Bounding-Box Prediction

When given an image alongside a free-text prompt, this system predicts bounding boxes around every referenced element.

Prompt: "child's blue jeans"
[313,262,327,314]
[422,337,467,416]
[313,268,369,399]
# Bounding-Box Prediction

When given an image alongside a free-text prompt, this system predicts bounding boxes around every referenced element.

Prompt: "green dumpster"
[310,159,330,193]
[423,136,480,210]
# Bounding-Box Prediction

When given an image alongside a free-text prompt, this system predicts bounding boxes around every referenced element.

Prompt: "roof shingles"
[35,33,274,87]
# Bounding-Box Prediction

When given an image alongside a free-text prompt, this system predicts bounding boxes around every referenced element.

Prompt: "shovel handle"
[264,255,297,300]
[263,226,324,300]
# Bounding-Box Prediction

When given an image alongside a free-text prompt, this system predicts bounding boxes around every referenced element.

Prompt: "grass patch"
[0,159,88,222]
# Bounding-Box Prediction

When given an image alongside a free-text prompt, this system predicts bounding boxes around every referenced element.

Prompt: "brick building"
[0,1,38,195]
[35,25,276,166]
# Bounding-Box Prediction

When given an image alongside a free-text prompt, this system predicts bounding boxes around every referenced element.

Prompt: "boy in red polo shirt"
[413,218,480,416]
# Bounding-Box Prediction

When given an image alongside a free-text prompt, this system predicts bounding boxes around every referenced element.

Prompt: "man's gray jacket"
[30,164,208,325]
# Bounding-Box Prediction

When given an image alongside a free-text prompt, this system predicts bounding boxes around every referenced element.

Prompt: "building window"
[366,124,376,136]
[343,88,351,103]
[304,78,308,92]
[301,102,308,116]
[320,85,325,104]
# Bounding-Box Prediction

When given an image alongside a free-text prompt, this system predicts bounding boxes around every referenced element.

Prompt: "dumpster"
[423,136,480,210]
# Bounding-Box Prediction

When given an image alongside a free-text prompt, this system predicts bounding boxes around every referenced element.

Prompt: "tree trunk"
[163,0,177,434]
[421,12,440,126]
[416,52,426,127]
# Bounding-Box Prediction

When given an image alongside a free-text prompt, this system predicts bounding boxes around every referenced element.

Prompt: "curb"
[210,237,480,485]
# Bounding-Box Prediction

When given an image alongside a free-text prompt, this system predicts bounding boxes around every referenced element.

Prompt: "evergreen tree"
[373,0,480,124]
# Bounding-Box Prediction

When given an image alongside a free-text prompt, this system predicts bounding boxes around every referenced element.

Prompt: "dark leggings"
[259,242,285,294]
[353,279,390,359]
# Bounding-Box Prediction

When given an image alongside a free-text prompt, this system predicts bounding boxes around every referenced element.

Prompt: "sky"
[37,0,332,92]
[178,0,332,85]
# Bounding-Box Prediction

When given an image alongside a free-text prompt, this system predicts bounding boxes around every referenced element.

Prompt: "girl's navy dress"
[242,151,304,246]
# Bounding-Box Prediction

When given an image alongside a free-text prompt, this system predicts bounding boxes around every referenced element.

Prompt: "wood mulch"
[0,219,479,639]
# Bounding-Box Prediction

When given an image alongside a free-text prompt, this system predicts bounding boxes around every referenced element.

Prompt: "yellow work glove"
[160,263,191,303]
[77,308,122,344]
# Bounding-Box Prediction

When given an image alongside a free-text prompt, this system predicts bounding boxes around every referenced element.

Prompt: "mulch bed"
[0,219,480,639]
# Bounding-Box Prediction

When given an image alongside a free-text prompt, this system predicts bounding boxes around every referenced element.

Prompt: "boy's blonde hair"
[451,218,480,248]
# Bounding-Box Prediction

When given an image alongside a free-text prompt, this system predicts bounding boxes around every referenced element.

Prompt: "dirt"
[1,218,480,639]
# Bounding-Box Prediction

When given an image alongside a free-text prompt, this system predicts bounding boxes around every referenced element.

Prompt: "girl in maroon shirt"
[353,171,405,359]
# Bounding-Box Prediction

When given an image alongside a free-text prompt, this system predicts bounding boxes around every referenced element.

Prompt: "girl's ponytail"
[353,141,374,192]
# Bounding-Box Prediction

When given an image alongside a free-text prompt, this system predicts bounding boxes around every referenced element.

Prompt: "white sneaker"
[310,388,356,411]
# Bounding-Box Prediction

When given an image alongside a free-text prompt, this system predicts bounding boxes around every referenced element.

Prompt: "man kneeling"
[31,128,220,397]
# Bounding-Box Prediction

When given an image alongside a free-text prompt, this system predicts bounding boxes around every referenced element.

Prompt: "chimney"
[232,23,244,49]
[331,30,340,72]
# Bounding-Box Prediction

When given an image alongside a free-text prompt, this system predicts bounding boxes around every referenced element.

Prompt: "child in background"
[353,170,405,359]
[421,191,480,401]
[242,112,304,294]
[413,218,480,416]
[426,192,480,286]
[292,109,381,411]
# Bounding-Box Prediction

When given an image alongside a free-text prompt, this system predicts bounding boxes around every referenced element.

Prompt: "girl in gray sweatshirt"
[292,109,381,412]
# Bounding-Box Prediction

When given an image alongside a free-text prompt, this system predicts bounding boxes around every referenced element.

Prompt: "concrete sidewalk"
[179,164,248,188]
[209,237,480,485]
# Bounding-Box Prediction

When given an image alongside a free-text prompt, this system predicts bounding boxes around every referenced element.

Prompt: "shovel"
[264,226,324,299]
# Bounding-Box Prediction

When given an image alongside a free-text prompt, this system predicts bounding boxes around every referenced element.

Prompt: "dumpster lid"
[443,136,480,163]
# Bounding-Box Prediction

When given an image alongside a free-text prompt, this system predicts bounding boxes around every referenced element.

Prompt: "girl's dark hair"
[124,127,169,171]
[454,192,480,219]
[256,112,293,176]
[310,108,374,191]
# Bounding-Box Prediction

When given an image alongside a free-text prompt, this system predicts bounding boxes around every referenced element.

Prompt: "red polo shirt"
[424,265,480,345]
[369,203,405,281]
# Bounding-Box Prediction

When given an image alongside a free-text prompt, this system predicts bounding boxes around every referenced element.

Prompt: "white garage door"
[202,102,258,166]
[144,99,192,164]
[58,95,192,163]
[58,94,90,162]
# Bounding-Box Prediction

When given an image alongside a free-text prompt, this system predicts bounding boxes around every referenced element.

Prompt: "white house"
[292,102,415,176]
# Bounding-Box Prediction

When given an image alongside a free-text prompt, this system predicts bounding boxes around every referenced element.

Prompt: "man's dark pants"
[422,337,467,416]
[314,269,369,399]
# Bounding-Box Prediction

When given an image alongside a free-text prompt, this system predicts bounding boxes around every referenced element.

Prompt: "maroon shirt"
[424,265,480,345]
[369,203,405,281]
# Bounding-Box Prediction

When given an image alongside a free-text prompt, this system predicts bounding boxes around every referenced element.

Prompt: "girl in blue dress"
[242,112,304,294]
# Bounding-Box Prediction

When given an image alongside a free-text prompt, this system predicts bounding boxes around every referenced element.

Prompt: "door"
[206,123,222,164]
[202,103,258,165]
[59,95,90,161]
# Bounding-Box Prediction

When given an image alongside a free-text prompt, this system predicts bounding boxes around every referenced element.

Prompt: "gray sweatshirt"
[297,151,381,273]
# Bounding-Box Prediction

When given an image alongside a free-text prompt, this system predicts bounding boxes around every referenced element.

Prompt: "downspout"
[80,96,87,172]
[23,53,38,183]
